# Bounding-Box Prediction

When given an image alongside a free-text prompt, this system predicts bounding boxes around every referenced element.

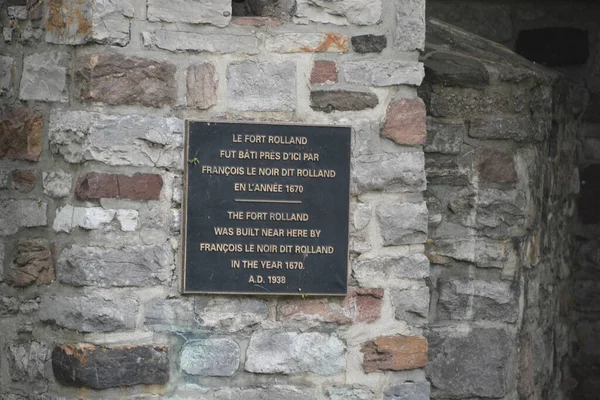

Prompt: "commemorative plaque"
[183,122,351,295]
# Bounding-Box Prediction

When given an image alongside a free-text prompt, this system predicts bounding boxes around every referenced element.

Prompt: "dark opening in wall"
[515,28,589,67]
[232,0,294,18]
[579,165,600,224]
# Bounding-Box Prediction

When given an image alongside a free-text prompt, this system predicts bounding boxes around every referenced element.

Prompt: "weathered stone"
[57,244,172,287]
[147,0,231,27]
[90,0,134,46]
[427,327,511,398]
[154,30,258,54]
[343,60,424,86]
[377,202,427,245]
[437,279,518,323]
[116,209,138,231]
[326,387,374,400]
[49,111,183,169]
[20,51,69,102]
[8,6,28,19]
[42,171,72,198]
[351,34,386,53]
[245,331,345,375]
[231,16,283,26]
[75,53,176,107]
[0,56,13,96]
[310,61,337,85]
[361,336,427,372]
[45,0,91,44]
[424,52,489,88]
[144,298,197,332]
[382,98,426,145]
[20,25,44,44]
[278,288,383,324]
[6,239,54,287]
[383,382,430,400]
[0,108,43,161]
[76,172,163,201]
[351,151,426,194]
[3,27,13,43]
[310,90,378,112]
[395,0,425,51]
[391,286,429,326]
[352,253,430,287]
[53,205,116,232]
[228,62,296,111]
[40,295,138,332]
[170,209,181,234]
[215,386,315,400]
[8,342,47,383]
[470,115,537,142]
[195,297,269,332]
[0,200,47,236]
[476,148,517,183]
[426,238,517,269]
[265,33,348,53]
[180,339,240,376]
[27,0,44,20]
[11,170,36,192]
[0,296,19,316]
[425,119,465,155]
[187,63,218,109]
[52,344,169,389]
[295,0,382,25]
[0,170,9,189]
[574,281,600,312]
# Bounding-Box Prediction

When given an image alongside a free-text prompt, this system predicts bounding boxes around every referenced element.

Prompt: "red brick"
[278,288,383,324]
[310,61,337,85]
[76,173,163,201]
[381,98,426,145]
[476,148,517,183]
[0,108,43,161]
[361,335,428,373]
[11,170,36,192]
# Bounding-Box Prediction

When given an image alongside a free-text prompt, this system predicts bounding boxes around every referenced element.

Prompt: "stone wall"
[420,20,582,400]
[0,0,432,399]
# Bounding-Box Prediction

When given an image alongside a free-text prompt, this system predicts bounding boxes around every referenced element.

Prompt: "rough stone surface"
[391,287,429,327]
[377,202,427,245]
[310,60,337,85]
[423,51,489,88]
[265,33,348,53]
[20,51,69,102]
[75,53,176,107]
[427,327,511,398]
[382,98,426,145]
[6,239,54,287]
[476,148,517,183]
[351,34,387,53]
[426,238,517,269]
[147,0,231,27]
[0,296,19,316]
[327,387,374,400]
[180,339,240,376]
[44,0,91,44]
[53,205,116,232]
[0,55,13,96]
[383,382,430,400]
[49,111,183,169]
[310,90,378,112]
[144,298,197,332]
[186,63,218,109]
[0,200,47,236]
[352,253,430,287]
[278,288,383,324]
[343,60,424,86]
[361,336,428,372]
[351,151,426,194]
[40,295,138,332]
[245,331,345,375]
[116,209,138,231]
[11,170,36,192]
[57,244,172,287]
[154,30,258,54]
[215,386,314,400]
[395,0,425,51]
[295,0,382,25]
[42,171,72,198]
[8,342,47,383]
[228,62,296,112]
[195,297,269,332]
[425,119,465,155]
[0,108,43,161]
[52,344,169,389]
[75,173,163,201]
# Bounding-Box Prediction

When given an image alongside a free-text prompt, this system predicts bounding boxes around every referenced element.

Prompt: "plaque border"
[182,120,351,296]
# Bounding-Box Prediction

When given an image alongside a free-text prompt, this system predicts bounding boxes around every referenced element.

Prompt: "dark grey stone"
[424,51,489,88]
[351,34,387,53]
[8,342,47,383]
[310,90,378,112]
[425,119,465,155]
[382,382,430,400]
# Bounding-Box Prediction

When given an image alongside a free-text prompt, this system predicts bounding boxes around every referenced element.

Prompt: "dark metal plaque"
[183,121,351,295]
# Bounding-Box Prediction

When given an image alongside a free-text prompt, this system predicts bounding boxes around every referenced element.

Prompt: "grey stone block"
[352,253,429,287]
[8,342,47,383]
[425,119,465,155]
[395,0,425,51]
[20,51,69,102]
[0,55,13,96]
[195,297,269,333]
[0,199,47,236]
[295,0,382,25]
[228,62,296,111]
[155,30,258,54]
[377,202,428,245]
[215,385,315,400]
[42,171,72,198]
[147,0,231,27]
[326,386,374,400]
[181,339,240,376]
[383,382,430,400]
[424,51,489,88]
[351,152,426,195]
[40,295,138,332]
[144,298,197,332]
[392,286,429,326]
[0,296,19,316]
[245,331,345,375]
[310,90,378,112]
[57,244,173,287]
[343,60,424,86]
